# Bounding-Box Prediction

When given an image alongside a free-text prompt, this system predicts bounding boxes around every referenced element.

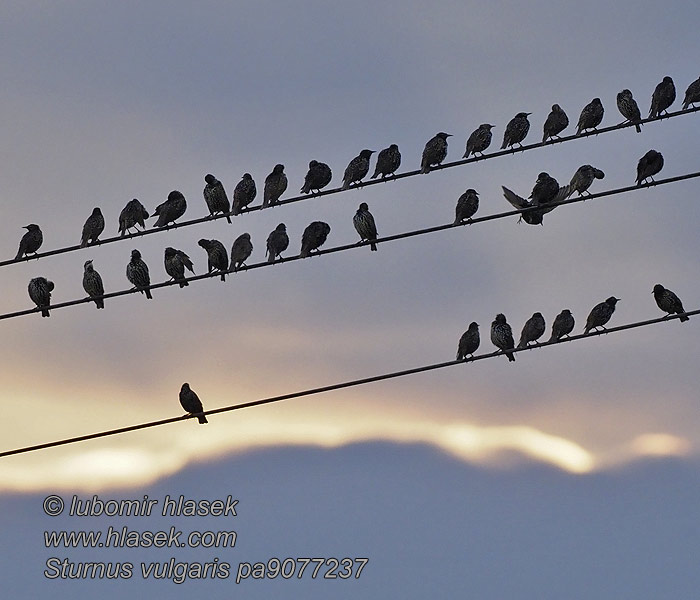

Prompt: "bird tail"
[267,253,275,264]
[370,169,379,179]
[41,308,50,318]
[145,288,153,300]
[14,250,22,260]
[96,299,105,309]
[179,279,189,288]
[517,339,527,349]
[682,101,689,110]
[634,122,642,133]
[197,414,208,424]
[220,272,226,282]
[341,180,350,191]
[370,241,377,251]
[680,314,690,323]
[420,163,430,174]
[300,249,310,258]
[80,239,88,248]
[506,352,516,362]
[548,333,558,343]
[232,206,240,216]
[500,140,508,150]
[542,132,548,143]
[225,214,232,224]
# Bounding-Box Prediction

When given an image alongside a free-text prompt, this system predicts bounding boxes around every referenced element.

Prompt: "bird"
[198,239,228,282]
[549,309,575,342]
[266,224,289,263]
[502,172,567,225]
[529,172,560,205]
[232,173,257,215]
[464,124,494,158]
[300,160,332,194]
[82,260,105,309]
[653,284,689,322]
[203,174,231,224]
[584,297,619,334]
[456,322,480,360]
[542,104,569,142]
[616,89,642,133]
[230,233,253,271]
[80,207,105,247]
[152,190,187,228]
[517,312,546,348]
[164,247,194,287]
[501,112,531,149]
[576,98,604,134]
[491,314,516,361]
[649,76,676,118]
[300,221,331,257]
[179,383,207,424]
[501,188,545,225]
[126,249,152,299]
[342,149,375,190]
[118,199,149,236]
[371,144,401,179]
[636,150,664,185]
[353,202,378,251]
[263,164,288,207]
[28,277,54,317]
[420,132,451,173]
[567,165,605,198]
[682,75,700,109]
[15,224,43,259]
[454,189,479,224]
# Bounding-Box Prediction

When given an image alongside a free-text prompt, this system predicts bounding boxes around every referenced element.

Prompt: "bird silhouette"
[263,164,288,207]
[682,76,700,109]
[232,173,257,215]
[80,208,105,247]
[164,247,194,287]
[179,383,207,424]
[549,309,575,342]
[266,223,289,263]
[501,113,531,149]
[126,249,152,299]
[420,132,451,173]
[464,124,494,158]
[653,284,689,322]
[300,221,331,257]
[542,104,569,142]
[567,165,605,198]
[118,199,149,236]
[28,277,54,317]
[491,314,516,361]
[342,149,375,190]
[457,322,480,360]
[649,76,676,118]
[584,297,619,334]
[230,233,253,271]
[301,160,332,194]
[517,312,546,348]
[153,191,187,228]
[454,189,479,224]
[15,224,43,259]
[203,174,231,223]
[576,98,604,134]
[616,89,642,133]
[198,239,229,281]
[371,144,401,179]
[636,150,664,185]
[83,260,105,309]
[353,202,378,251]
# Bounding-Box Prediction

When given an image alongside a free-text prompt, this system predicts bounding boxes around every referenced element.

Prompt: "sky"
[0,1,699,596]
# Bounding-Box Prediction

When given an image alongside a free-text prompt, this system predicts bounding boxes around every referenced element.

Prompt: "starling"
[198,238,229,282]
[15,224,43,259]
[118,199,149,236]
[542,104,569,143]
[616,89,642,133]
[203,174,231,224]
[28,277,54,317]
[567,165,605,198]
[548,309,575,342]
[164,247,194,288]
[653,284,689,322]
[501,112,531,149]
[576,98,604,134]
[456,322,480,361]
[266,223,289,263]
[517,312,546,348]
[232,173,257,215]
[79,207,105,248]
[584,297,619,334]
[153,190,187,228]
[342,149,375,190]
[636,150,664,185]
[491,313,516,361]
[371,144,401,179]
[82,260,105,309]
[300,160,332,194]
[228,233,253,271]
[682,76,700,109]
[501,187,545,225]
[420,132,451,173]
[454,189,479,224]
[179,383,207,424]
[126,249,152,299]
[353,202,378,251]
[300,221,331,257]
[263,164,288,207]
[464,124,494,158]
[649,76,676,118]
[529,172,560,205]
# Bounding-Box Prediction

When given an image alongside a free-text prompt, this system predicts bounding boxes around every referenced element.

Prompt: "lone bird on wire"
[457,322,480,361]
[232,173,257,215]
[15,224,43,259]
[266,223,289,263]
[203,174,231,223]
[80,207,105,247]
[653,284,689,322]
[118,199,149,236]
[549,309,575,342]
[517,312,546,348]
[301,160,332,194]
[164,247,194,287]
[454,189,479,224]
[576,98,604,134]
[464,124,494,158]
[584,297,619,334]
[353,202,378,251]
[126,249,152,299]
[263,164,288,207]
[153,191,187,228]
[682,76,700,109]
[567,165,605,198]
[491,314,516,362]
[371,144,401,179]
[300,221,331,257]
[82,260,105,309]
[649,76,676,118]
[179,383,208,424]
[501,112,531,149]
[230,233,253,271]
[342,149,375,190]
[636,150,664,185]
[28,277,54,317]
[420,132,451,173]
[616,89,642,133]
[542,104,569,142]
[198,239,229,281]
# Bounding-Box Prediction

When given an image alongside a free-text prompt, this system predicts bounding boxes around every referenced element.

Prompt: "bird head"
[204,174,216,184]
[437,132,452,139]
[652,284,664,295]
[276,223,286,232]
[131,249,142,260]
[308,160,318,168]
[164,247,177,257]
[360,149,375,159]
[242,173,252,180]
[92,207,102,216]
[516,112,531,118]
[663,76,673,84]
[359,202,369,211]
[466,188,478,195]
[494,313,507,324]
[83,260,94,272]
[181,383,190,391]
[483,124,494,129]
[389,144,399,150]
[274,164,285,173]
[469,322,479,330]
[167,190,184,201]
[25,224,40,231]
[605,297,620,306]
[241,232,251,240]
[552,104,562,111]
[197,239,210,249]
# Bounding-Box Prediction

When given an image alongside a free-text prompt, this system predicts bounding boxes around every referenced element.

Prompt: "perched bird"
[118,199,149,236]
[371,144,401,179]
[232,173,257,215]
[263,164,288,207]
[576,98,604,134]
[300,160,332,194]
[636,150,664,185]
[682,76,700,109]
[454,189,479,224]
[230,233,253,271]
[529,172,560,205]
[502,172,567,225]
[653,284,689,322]
[80,207,105,248]
[616,89,642,133]
[266,223,289,263]
[464,124,494,158]
[15,224,43,259]
[164,247,194,287]
[517,312,546,348]
[300,221,331,257]
[491,314,516,361]
[342,149,375,190]
[542,104,569,142]
[501,112,531,149]
[567,165,605,198]
[179,383,207,424]
[584,297,619,334]
[420,132,451,173]
[82,260,105,309]
[28,277,54,317]
[126,249,152,299]
[501,188,545,225]
[353,202,378,251]
[203,174,231,223]
[649,76,676,118]
[549,309,575,342]
[153,190,187,228]
[457,322,480,361]
[198,239,228,282]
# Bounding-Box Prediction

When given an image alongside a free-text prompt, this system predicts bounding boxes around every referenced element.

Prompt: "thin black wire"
[1,307,696,458]
[3,106,698,270]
